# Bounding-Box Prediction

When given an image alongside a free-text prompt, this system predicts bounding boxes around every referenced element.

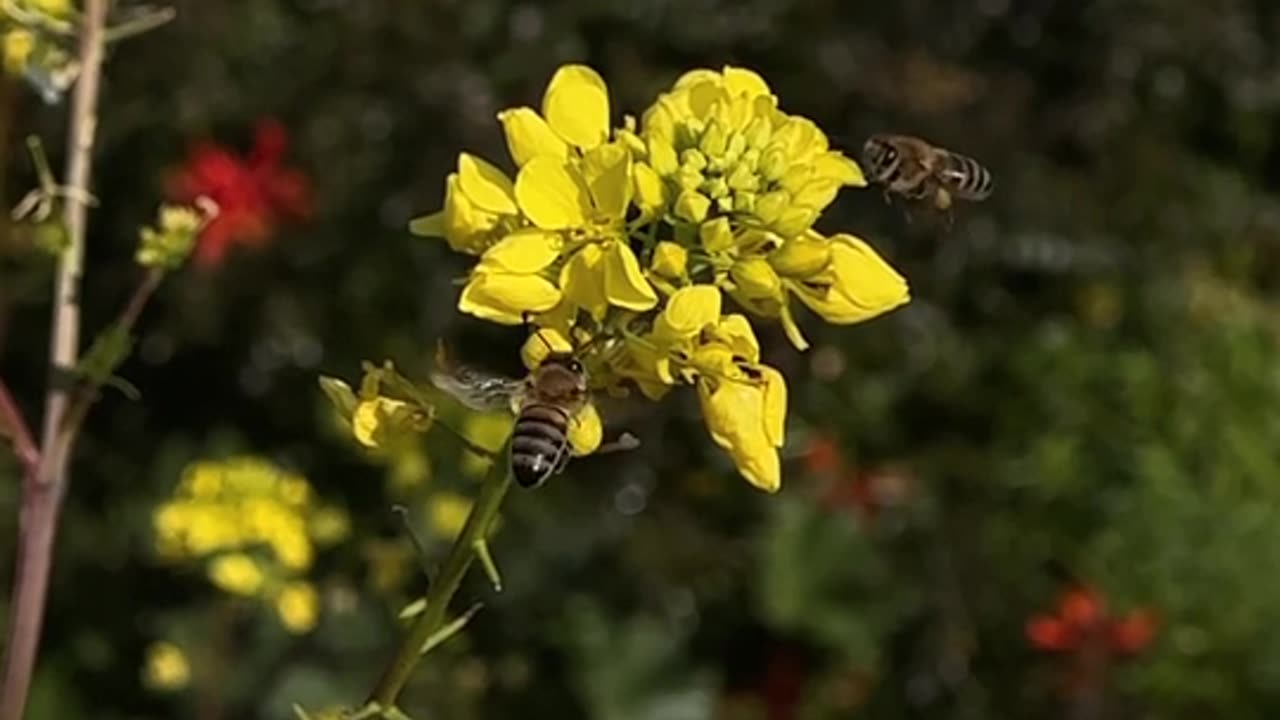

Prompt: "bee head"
[861,135,899,180]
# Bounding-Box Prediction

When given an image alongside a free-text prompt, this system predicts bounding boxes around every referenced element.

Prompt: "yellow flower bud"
[699,217,735,253]
[726,162,758,192]
[754,191,789,225]
[733,191,756,214]
[633,162,667,219]
[730,257,783,300]
[649,137,679,175]
[651,241,688,279]
[701,176,730,200]
[758,147,788,181]
[743,117,772,149]
[699,118,729,158]
[208,553,264,596]
[143,642,190,691]
[675,190,712,223]
[275,582,320,634]
[680,148,708,172]
[772,205,819,238]
[769,235,831,277]
[654,285,722,342]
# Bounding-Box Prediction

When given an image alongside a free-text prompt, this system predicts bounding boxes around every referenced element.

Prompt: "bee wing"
[429,366,525,413]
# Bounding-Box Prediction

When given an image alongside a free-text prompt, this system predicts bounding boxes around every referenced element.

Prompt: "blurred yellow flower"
[429,492,474,539]
[275,582,320,634]
[208,553,265,596]
[142,642,190,691]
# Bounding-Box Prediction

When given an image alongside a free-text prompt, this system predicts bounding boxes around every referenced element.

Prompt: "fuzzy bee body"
[862,134,992,218]
[431,351,594,489]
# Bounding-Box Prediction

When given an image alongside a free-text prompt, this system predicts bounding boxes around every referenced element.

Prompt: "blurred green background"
[4,1,1280,718]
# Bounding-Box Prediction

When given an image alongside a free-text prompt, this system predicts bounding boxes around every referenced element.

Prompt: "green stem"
[365,437,514,708]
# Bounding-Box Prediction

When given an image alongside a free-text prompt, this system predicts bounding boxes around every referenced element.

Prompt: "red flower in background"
[1027,586,1158,656]
[167,118,312,268]
[803,433,915,522]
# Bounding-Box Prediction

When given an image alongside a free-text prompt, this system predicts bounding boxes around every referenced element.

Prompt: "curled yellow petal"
[708,314,760,362]
[543,64,610,150]
[721,66,772,99]
[515,156,591,230]
[769,234,831,277]
[457,153,518,215]
[730,257,783,301]
[559,245,609,322]
[654,284,721,342]
[790,234,910,324]
[603,241,658,311]
[477,229,562,273]
[697,378,781,493]
[459,272,562,325]
[498,107,569,166]
[568,402,603,456]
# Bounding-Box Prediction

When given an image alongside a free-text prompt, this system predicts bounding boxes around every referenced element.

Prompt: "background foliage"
[3,1,1280,718]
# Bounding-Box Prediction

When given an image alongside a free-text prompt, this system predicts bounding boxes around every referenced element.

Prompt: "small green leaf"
[408,212,444,237]
[77,324,134,386]
[419,602,483,656]
[473,538,503,592]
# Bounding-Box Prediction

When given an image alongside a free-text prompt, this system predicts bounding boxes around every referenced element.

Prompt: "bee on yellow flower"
[408,63,912,493]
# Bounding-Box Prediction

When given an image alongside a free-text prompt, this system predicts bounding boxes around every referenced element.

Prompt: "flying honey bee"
[430,342,638,489]
[861,134,993,224]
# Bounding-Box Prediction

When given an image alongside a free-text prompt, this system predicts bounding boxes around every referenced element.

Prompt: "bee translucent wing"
[429,366,525,413]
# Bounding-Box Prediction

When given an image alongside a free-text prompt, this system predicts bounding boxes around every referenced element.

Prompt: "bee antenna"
[392,504,434,585]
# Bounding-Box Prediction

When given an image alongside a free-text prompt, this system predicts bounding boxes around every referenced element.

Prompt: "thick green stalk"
[366,438,514,708]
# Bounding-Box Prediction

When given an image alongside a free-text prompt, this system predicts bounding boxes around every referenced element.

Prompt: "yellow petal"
[672,68,721,91]
[813,151,866,187]
[459,272,562,325]
[543,64,610,150]
[568,402,603,456]
[457,153,518,215]
[633,162,667,219]
[581,141,632,219]
[708,314,760,362]
[498,107,570,166]
[697,378,780,493]
[477,228,563,273]
[790,235,911,324]
[437,173,503,255]
[674,190,712,223]
[521,326,574,370]
[721,66,772,99]
[352,396,409,448]
[760,365,787,447]
[515,156,591,230]
[653,284,721,342]
[650,241,688,279]
[559,245,609,322]
[603,242,658,311]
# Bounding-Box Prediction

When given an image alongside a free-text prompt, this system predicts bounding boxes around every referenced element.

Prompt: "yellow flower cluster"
[412,64,909,492]
[1,0,73,87]
[152,456,349,633]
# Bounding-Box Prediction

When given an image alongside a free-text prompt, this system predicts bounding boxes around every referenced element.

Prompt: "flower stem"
[366,438,514,709]
[0,3,111,714]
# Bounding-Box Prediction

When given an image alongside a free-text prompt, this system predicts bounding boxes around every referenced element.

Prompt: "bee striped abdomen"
[510,403,571,488]
[940,153,993,199]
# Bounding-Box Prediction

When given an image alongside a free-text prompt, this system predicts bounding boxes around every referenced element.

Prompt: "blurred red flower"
[1026,587,1157,656]
[167,118,312,268]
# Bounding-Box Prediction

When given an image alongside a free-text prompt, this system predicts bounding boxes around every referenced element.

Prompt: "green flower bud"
[675,120,704,150]
[680,148,708,172]
[674,190,712,223]
[715,194,734,213]
[755,190,790,225]
[700,176,730,200]
[758,146,788,182]
[650,241,688,279]
[699,119,729,159]
[699,217,735,253]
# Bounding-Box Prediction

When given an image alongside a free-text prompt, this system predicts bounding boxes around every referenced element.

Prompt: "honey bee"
[861,134,992,223]
[430,345,637,489]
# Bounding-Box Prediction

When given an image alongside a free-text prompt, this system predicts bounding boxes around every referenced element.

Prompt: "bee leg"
[597,431,641,455]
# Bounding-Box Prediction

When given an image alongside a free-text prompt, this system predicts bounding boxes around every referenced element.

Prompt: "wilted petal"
[515,156,591,229]
[603,241,658,311]
[559,244,609,321]
[498,107,569,167]
[543,64,610,150]
[457,153,518,215]
[477,229,563,273]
